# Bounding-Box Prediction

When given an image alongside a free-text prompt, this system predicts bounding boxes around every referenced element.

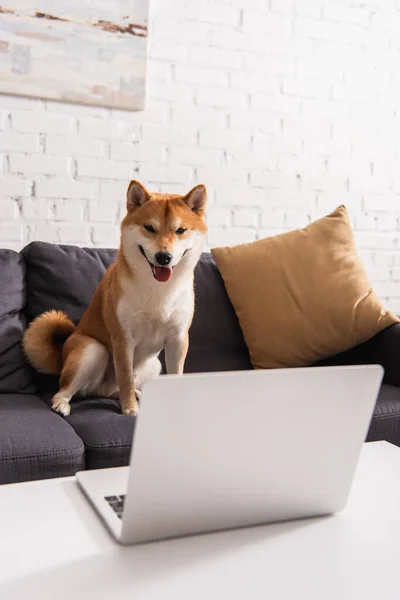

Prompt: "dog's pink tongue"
[153,266,172,282]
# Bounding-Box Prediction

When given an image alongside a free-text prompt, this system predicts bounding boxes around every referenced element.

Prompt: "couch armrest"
[361,323,400,386]
[317,323,400,386]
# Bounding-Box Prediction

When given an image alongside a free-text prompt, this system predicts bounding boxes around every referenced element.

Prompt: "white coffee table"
[0,441,399,600]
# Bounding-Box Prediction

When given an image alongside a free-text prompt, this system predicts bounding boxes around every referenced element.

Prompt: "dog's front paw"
[122,407,138,417]
[52,397,71,417]
[121,393,139,416]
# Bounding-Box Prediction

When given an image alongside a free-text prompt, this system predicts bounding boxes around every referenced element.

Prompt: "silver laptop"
[76,365,383,545]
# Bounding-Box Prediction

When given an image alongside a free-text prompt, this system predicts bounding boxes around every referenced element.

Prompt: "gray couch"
[1,241,400,485]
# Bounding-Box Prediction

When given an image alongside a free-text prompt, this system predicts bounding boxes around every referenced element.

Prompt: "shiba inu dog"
[23,180,207,417]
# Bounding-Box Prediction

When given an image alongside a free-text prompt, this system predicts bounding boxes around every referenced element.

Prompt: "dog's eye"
[176,227,187,235]
[144,224,156,233]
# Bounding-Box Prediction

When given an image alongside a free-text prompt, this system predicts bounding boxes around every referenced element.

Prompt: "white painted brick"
[0,134,39,153]
[373,281,400,298]
[243,51,294,75]
[295,0,322,17]
[46,135,105,158]
[296,59,344,83]
[261,209,285,228]
[99,181,129,204]
[111,100,168,126]
[171,105,225,129]
[0,0,397,306]
[301,99,350,120]
[208,226,257,247]
[22,198,52,221]
[387,298,400,315]
[0,199,19,220]
[263,188,311,207]
[284,211,310,229]
[258,228,286,239]
[9,155,70,176]
[29,225,59,243]
[54,200,86,222]
[58,224,91,244]
[149,80,193,103]
[233,208,259,227]
[77,159,133,180]
[92,225,120,247]
[279,155,326,178]
[36,180,95,200]
[217,188,267,207]
[251,93,300,114]
[188,47,243,70]
[148,40,187,62]
[354,232,397,250]
[206,208,231,226]
[270,0,295,14]
[0,178,32,197]
[196,86,248,109]
[210,25,257,52]
[230,72,280,95]
[0,95,44,111]
[11,111,75,135]
[392,267,400,281]
[229,110,280,134]
[374,252,395,267]
[174,65,228,87]
[146,60,172,81]
[225,148,277,170]
[242,12,292,37]
[199,130,250,150]
[322,2,371,27]
[79,118,135,141]
[88,201,118,223]
[110,142,163,163]
[142,123,196,146]
[282,77,329,99]
[170,146,220,167]
[364,265,392,282]
[186,3,241,27]
[153,19,212,45]
[0,223,23,241]
[250,170,296,189]
[354,213,377,231]
[349,175,391,195]
[196,167,247,187]
[140,164,192,185]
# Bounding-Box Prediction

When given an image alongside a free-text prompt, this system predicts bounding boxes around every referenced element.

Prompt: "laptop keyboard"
[105,495,126,519]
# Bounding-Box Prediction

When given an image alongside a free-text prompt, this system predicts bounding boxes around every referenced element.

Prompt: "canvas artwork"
[0,0,148,110]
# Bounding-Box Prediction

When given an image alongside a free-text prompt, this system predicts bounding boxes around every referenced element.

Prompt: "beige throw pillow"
[211,206,398,369]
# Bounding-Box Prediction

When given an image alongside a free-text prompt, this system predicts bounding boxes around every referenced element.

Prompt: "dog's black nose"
[155,251,172,266]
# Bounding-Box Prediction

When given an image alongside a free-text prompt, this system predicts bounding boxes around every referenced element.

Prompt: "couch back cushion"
[21,242,251,391]
[0,250,34,393]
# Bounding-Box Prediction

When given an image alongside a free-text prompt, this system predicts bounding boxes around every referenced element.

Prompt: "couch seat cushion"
[0,394,85,484]
[367,384,400,446]
[39,393,134,470]
[0,250,34,393]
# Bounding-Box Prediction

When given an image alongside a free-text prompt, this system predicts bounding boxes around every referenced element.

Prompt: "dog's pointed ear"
[183,184,207,216]
[126,180,150,212]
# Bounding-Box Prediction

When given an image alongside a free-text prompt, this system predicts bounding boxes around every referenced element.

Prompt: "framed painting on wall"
[0,0,148,110]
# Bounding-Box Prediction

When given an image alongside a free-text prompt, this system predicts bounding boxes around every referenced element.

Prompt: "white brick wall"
[0,0,400,309]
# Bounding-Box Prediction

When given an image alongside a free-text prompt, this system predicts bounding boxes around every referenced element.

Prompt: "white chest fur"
[117,272,194,364]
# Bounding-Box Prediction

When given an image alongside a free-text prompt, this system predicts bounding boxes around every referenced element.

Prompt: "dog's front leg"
[112,337,139,416]
[165,331,189,375]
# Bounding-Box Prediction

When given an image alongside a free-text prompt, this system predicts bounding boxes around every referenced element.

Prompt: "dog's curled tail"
[23,310,75,375]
